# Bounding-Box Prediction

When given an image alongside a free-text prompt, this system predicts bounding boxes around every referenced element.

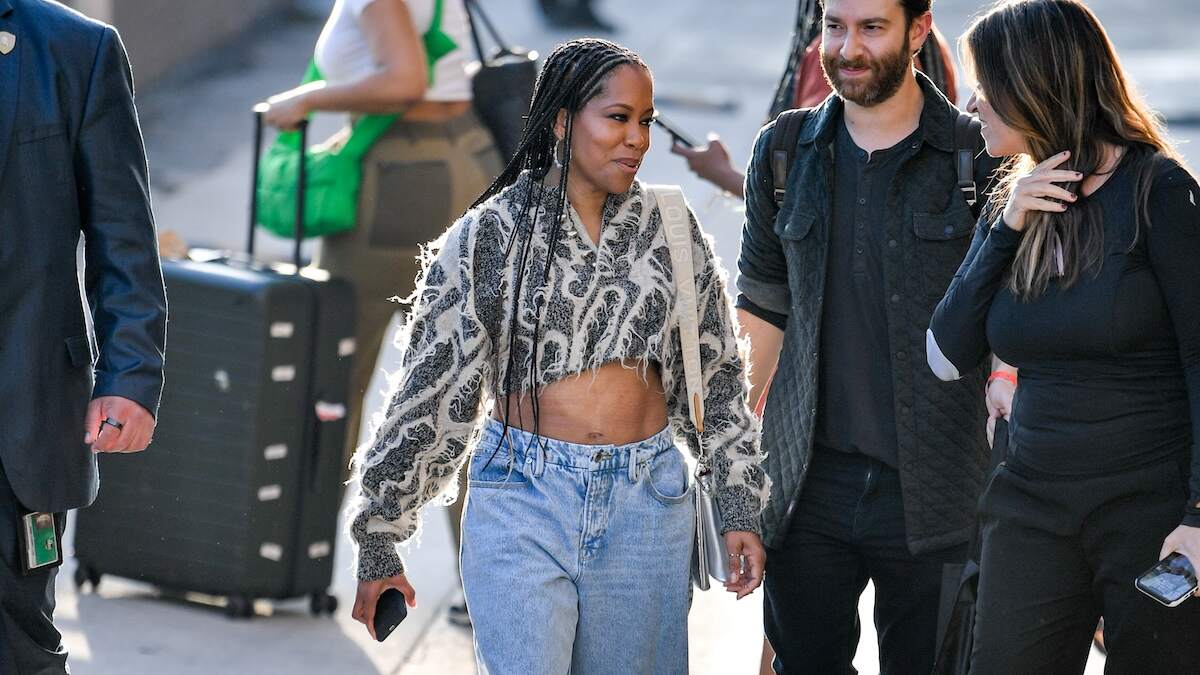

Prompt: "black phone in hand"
[654,116,700,149]
[373,588,408,642]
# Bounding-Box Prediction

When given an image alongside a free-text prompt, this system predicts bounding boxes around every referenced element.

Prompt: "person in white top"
[263,0,473,126]
[260,0,503,629]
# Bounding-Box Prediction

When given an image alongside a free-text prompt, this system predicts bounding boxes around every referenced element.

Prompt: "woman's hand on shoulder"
[1002,150,1083,232]
[723,531,766,600]
[352,573,417,640]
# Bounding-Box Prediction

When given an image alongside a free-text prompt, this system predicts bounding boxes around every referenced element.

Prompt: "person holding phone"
[347,38,769,671]
[927,1,1200,671]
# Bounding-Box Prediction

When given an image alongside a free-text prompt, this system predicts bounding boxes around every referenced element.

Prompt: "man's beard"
[821,37,913,107]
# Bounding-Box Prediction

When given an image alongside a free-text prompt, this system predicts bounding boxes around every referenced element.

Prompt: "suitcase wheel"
[225,595,254,619]
[73,563,101,593]
[309,591,338,617]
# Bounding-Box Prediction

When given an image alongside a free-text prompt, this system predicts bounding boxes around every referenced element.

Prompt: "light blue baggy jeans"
[460,418,695,674]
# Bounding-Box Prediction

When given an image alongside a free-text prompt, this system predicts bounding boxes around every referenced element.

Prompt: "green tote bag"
[256,0,456,238]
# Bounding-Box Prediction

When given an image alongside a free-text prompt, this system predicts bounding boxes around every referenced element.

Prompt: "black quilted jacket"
[737,75,1000,554]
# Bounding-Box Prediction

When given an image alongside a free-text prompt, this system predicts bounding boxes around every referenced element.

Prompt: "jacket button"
[901,406,910,415]
[811,351,819,358]
[896,350,907,359]
[944,225,956,236]
[891,294,901,303]
[888,240,898,248]
[810,408,817,415]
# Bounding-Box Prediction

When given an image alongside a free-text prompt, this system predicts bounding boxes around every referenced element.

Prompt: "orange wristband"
[988,371,1018,387]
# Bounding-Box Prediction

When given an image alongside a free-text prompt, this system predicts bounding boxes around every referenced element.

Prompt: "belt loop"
[503,444,517,482]
[532,440,546,478]
[628,449,639,482]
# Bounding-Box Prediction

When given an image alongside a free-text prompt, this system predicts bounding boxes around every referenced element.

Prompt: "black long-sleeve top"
[927,153,1200,527]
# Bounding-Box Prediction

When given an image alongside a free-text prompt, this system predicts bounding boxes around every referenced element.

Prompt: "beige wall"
[63,0,294,87]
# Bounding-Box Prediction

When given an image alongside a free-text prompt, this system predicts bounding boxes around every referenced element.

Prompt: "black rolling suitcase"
[74,113,356,619]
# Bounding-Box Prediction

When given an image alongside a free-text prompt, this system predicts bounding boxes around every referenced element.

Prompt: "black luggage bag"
[74,113,356,619]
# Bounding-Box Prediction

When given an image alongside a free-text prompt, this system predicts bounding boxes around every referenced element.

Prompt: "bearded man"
[734,0,1002,671]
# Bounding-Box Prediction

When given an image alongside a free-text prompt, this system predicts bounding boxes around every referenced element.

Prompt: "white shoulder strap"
[649,186,706,435]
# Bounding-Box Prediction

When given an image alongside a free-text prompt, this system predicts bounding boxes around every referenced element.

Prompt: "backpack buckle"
[773,187,787,207]
[961,182,978,208]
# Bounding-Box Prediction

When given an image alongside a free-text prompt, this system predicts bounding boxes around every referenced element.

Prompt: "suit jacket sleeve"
[77,27,167,416]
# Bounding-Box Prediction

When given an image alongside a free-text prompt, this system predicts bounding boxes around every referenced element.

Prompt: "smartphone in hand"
[654,115,700,149]
[1136,552,1198,607]
[373,588,409,642]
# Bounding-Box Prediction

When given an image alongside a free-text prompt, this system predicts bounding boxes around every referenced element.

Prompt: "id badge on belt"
[17,511,63,574]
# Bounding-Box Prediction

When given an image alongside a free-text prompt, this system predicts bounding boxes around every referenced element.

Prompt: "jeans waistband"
[479,418,675,478]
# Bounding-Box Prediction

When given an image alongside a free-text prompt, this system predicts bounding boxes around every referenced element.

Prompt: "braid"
[918,28,952,99]
[471,38,648,466]
[767,0,822,119]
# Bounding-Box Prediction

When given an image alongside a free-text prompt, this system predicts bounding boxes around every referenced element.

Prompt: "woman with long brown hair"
[926,0,1200,671]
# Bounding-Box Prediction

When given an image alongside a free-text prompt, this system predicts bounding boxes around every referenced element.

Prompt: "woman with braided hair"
[348,38,770,671]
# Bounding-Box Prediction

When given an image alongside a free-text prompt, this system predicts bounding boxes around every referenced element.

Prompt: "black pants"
[0,461,67,674]
[971,455,1200,674]
[764,448,966,674]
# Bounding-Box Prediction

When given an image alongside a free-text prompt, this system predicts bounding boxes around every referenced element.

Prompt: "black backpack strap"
[954,111,983,209]
[770,109,808,208]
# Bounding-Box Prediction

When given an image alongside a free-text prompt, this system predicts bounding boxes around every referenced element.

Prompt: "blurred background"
[51,0,1200,673]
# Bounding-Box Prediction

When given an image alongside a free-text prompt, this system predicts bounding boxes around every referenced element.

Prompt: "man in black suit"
[0,1,166,670]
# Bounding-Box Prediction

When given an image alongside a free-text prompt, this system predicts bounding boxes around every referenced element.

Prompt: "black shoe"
[447,601,471,628]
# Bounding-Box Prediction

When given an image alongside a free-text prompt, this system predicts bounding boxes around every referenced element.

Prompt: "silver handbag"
[691,469,731,590]
[652,186,731,591]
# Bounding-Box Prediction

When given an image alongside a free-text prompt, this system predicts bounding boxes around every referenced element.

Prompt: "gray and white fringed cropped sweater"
[350,172,770,581]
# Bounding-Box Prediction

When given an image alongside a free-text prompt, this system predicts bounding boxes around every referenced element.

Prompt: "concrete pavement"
[55,0,1200,673]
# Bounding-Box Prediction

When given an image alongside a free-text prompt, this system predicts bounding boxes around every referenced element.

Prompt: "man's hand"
[84,396,154,453]
[670,137,745,197]
[722,531,766,600]
[353,574,417,640]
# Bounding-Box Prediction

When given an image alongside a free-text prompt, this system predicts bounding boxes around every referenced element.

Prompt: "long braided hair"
[472,38,649,462]
[767,0,822,119]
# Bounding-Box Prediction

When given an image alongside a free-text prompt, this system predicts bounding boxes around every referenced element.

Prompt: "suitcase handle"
[249,105,307,271]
